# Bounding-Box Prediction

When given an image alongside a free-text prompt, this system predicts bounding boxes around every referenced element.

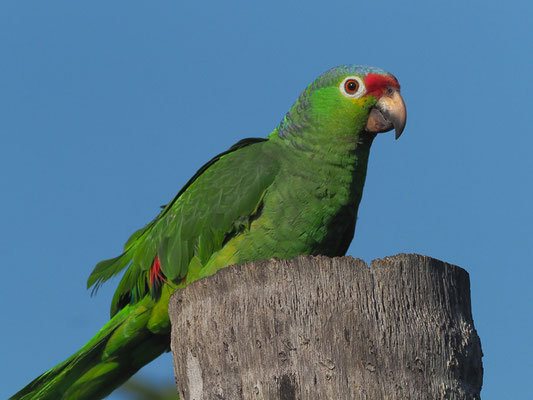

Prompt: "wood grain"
[169,254,483,399]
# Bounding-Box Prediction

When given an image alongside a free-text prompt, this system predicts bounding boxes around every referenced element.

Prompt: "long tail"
[10,291,171,400]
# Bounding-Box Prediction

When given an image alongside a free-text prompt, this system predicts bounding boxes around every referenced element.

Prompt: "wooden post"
[169,254,483,399]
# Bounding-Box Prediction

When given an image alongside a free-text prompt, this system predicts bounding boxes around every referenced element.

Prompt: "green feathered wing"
[11,137,279,400]
[88,137,277,317]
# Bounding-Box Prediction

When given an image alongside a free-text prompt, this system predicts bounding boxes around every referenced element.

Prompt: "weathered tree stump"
[169,254,483,399]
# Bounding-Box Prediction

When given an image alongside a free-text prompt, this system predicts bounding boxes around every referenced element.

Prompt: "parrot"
[11,64,406,400]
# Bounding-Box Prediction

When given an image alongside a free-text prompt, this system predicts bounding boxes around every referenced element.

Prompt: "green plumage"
[12,65,405,400]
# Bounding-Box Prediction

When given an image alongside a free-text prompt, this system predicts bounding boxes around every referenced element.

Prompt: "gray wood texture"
[169,254,483,399]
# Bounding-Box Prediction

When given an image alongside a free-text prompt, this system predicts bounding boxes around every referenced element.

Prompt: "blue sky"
[1,1,531,399]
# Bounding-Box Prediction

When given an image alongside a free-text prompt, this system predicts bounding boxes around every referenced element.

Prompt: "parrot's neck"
[267,97,378,218]
[271,94,372,164]
[270,119,375,171]
[269,122,376,207]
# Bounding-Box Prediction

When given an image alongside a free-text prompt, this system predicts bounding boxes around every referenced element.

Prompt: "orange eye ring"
[344,79,359,94]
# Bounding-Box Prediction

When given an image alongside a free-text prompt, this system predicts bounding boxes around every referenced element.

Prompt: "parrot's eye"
[345,80,359,93]
[339,76,365,99]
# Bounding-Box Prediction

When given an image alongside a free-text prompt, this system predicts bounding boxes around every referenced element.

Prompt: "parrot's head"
[278,65,406,143]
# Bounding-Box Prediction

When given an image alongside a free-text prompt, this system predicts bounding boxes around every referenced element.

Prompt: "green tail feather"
[10,295,170,400]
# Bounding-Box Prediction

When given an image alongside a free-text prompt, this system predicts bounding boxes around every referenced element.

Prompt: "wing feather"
[87,138,278,316]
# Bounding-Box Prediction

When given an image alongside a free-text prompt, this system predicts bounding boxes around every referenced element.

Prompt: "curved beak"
[365,88,407,139]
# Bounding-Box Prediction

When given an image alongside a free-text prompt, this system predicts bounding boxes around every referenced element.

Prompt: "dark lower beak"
[365,89,407,139]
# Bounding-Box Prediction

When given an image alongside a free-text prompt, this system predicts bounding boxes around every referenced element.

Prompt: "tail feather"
[10,295,170,400]
[12,334,112,399]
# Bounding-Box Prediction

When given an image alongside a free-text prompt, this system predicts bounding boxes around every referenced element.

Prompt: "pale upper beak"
[365,88,407,139]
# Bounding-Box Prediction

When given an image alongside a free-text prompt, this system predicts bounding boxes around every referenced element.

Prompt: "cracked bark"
[169,254,483,399]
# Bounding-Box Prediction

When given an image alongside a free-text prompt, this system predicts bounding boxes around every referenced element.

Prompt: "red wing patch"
[149,256,169,287]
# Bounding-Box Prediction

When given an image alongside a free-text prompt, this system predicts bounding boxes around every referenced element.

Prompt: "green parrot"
[11,65,406,400]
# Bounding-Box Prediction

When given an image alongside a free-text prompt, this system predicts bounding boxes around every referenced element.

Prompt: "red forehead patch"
[364,73,400,97]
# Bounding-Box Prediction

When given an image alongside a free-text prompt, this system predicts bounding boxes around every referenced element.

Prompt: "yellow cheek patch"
[351,98,367,106]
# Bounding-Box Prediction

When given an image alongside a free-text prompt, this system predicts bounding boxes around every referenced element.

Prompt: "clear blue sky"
[1,1,531,399]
